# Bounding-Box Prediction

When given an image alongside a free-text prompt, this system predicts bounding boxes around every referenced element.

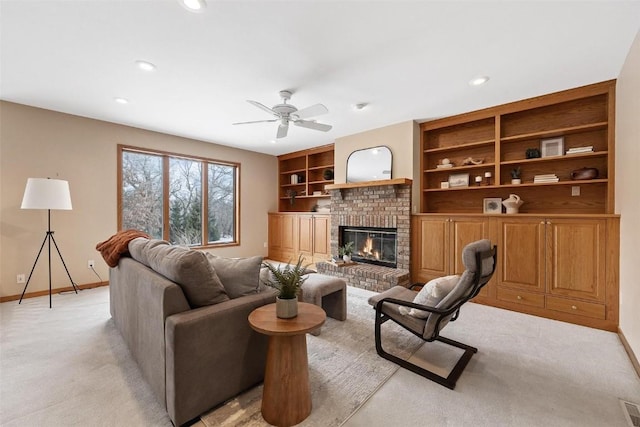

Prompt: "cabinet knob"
[517,295,523,300]
[571,305,577,310]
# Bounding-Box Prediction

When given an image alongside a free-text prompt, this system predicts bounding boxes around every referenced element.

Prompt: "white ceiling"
[1,1,639,156]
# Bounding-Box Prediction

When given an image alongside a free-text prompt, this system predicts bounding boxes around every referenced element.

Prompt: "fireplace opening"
[339,226,397,268]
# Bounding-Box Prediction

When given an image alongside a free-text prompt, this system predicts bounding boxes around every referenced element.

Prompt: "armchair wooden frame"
[373,245,497,389]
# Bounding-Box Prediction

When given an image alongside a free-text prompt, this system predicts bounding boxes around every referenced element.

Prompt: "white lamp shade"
[21,178,72,210]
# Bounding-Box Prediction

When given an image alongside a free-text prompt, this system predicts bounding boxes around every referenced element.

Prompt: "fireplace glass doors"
[340,226,397,268]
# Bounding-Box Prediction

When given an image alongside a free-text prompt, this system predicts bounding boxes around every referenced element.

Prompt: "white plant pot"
[276,296,298,319]
[511,178,521,185]
[342,255,352,263]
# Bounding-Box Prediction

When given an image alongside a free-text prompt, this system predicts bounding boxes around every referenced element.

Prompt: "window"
[119,145,239,247]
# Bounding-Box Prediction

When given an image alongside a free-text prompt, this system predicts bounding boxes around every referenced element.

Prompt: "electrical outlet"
[263,242,268,248]
[17,274,25,284]
[88,260,95,269]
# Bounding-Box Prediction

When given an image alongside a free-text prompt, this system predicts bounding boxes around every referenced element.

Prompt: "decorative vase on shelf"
[502,194,524,214]
[275,296,298,319]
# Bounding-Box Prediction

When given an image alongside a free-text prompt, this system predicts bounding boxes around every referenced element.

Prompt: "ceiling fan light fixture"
[180,0,207,12]
[469,76,490,86]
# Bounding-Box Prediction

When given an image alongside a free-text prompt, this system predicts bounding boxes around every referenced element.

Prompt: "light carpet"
[344,301,640,427]
[200,286,423,426]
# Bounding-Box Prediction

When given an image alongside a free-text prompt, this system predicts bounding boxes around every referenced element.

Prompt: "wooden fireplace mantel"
[324,178,412,192]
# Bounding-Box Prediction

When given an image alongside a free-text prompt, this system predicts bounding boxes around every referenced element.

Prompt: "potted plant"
[262,255,309,318]
[286,189,297,206]
[511,166,522,185]
[338,241,355,263]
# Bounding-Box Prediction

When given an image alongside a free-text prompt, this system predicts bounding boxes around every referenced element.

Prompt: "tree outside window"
[121,151,163,239]
[119,146,239,247]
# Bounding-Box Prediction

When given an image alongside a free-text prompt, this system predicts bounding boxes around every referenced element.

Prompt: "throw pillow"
[206,254,263,299]
[145,244,229,308]
[398,274,460,319]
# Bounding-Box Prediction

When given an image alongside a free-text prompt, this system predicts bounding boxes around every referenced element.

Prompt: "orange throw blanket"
[96,229,150,267]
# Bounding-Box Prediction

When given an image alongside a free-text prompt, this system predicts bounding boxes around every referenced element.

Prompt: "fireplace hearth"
[340,226,397,268]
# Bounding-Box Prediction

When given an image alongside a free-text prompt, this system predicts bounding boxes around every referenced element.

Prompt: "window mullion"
[202,162,209,246]
[162,155,170,241]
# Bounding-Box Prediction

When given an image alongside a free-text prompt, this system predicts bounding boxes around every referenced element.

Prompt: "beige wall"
[333,120,420,210]
[0,102,277,298]
[615,30,640,361]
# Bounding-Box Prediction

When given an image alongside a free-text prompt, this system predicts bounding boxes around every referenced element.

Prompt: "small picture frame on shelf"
[541,137,564,158]
[483,198,502,214]
[448,173,470,188]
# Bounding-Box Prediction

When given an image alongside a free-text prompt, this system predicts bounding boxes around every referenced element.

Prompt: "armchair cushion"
[398,275,459,318]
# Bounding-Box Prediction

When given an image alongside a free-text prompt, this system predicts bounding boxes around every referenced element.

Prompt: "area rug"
[200,286,424,426]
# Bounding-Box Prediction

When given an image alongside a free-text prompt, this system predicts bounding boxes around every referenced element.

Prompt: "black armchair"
[368,239,497,389]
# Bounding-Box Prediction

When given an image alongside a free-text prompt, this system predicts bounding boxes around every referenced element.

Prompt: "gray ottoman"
[301,274,347,335]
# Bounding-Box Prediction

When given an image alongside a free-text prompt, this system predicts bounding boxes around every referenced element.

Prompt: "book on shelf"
[534,173,559,183]
[566,146,594,154]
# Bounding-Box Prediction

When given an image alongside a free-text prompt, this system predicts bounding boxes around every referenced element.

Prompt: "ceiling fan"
[233,90,332,139]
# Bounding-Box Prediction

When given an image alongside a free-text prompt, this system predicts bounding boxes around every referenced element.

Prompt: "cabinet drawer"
[546,296,605,319]
[496,287,545,308]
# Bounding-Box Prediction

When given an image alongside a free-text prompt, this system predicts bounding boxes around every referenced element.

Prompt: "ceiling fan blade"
[293,103,328,119]
[247,100,278,117]
[232,119,279,125]
[276,123,289,139]
[293,119,332,132]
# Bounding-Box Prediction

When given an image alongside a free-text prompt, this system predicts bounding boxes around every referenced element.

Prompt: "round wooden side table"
[248,302,326,427]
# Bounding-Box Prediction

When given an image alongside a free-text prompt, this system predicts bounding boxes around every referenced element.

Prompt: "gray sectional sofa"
[109,238,277,426]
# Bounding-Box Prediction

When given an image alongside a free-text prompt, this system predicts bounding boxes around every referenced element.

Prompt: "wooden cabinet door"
[280,214,297,260]
[297,214,313,259]
[449,217,491,275]
[411,216,450,283]
[546,219,606,302]
[498,217,546,292]
[312,215,330,263]
[450,216,492,297]
[268,214,283,260]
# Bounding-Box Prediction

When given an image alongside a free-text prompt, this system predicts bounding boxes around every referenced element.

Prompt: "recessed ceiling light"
[270,140,276,144]
[135,60,156,71]
[179,0,207,12]
[469,76,490,86]
[114,97,129,105]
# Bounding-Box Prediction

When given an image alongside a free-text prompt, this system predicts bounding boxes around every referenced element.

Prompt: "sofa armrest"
[109,257,191,409]
[164,289,277,426]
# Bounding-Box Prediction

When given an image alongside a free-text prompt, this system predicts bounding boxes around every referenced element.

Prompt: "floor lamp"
[19,178,79,308]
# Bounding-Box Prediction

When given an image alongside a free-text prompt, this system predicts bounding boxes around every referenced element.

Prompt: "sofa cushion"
[398,275,459,319]
[138,242,229,308]
[128,237,170,267]
[206,254,263,299]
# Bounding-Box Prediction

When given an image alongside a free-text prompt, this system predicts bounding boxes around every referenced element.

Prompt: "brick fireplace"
[316,179,411,292]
